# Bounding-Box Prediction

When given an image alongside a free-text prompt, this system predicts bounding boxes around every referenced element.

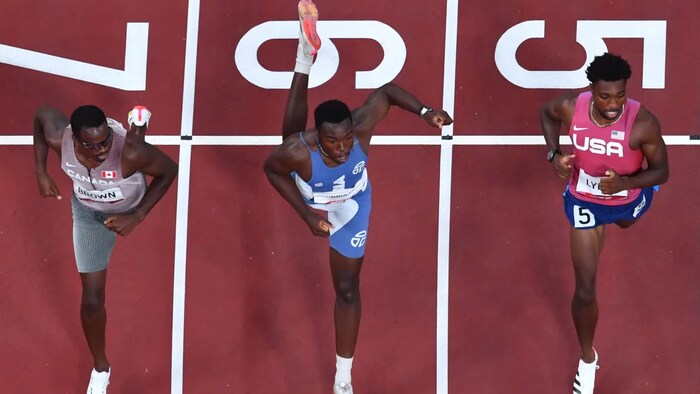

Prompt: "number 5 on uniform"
[573,205,595,228]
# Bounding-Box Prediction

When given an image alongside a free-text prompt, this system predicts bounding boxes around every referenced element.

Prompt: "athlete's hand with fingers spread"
[553,153,576,180]
[36,172,62,200]
[104,212,144,236]
[600,168,627,195]
[303,211,333,237]
[422,109,453,129]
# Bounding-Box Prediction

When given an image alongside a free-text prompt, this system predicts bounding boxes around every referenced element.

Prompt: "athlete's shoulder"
[106,117,127,132]
[121,131,157,166]
[628,105,663,149]
[282,130,312,150]
[35,105,69,129]
[272,131,312,167]
[559,91,582,108]
[35,105,69,149]
[632,106,660,132]
[543,91,579,118]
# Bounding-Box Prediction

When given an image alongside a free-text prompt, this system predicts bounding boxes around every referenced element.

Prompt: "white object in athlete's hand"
[128,105,151,127]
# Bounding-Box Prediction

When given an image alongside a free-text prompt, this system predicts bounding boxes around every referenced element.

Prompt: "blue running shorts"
[563,186,655,229]
[310,185,371,259]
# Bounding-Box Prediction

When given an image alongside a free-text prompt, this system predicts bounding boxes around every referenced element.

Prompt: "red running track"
[1,0,700,392]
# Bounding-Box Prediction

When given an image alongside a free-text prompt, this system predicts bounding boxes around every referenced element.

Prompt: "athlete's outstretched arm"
[263,141,332,236]
[104,138,178,236]
[351,83,452,139]
[282,72,310,140]
[33,106,68,199]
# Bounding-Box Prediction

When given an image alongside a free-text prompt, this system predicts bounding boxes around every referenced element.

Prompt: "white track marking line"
[437,0,459,392]
[171,0,200,393]
[3,134,698,146]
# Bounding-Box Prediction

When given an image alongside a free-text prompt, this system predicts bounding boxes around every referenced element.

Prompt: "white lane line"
[171,0,201,392]
[4,134,699,146]
[437,0,460,392]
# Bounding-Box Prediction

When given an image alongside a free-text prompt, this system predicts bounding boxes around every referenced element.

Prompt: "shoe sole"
[298,0,321,55]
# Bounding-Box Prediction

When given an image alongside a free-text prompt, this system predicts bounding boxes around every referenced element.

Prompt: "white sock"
[294,34,314,74]
[334,355,353,384]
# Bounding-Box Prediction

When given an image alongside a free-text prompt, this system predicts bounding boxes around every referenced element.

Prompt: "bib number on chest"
[312,170,368,204]
[575,169,627,198]
[74,185,125,203]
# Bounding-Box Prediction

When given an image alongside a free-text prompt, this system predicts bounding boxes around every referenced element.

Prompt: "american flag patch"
[611,130,625,140]
[101,170,117,179]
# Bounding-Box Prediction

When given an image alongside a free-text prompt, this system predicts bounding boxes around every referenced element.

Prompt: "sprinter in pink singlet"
[33,105,177,393]
[540,53,669,394]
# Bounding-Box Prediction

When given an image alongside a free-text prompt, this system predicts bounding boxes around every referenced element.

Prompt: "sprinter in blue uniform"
[264,4,453,392]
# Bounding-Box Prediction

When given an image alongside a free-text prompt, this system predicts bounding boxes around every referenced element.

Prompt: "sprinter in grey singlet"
[33,104,177,393]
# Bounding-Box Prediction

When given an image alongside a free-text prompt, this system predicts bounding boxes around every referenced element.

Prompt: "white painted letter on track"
[0,23,149,91]
[235,20,406,89]
[495,20,666,89]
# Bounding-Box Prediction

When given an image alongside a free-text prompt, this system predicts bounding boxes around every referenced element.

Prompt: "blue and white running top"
[293,134,369,204]
[293,133,372,259]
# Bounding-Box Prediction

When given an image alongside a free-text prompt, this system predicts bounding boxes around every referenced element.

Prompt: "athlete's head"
[586,53,632,122]
[314,99,353,164]
[70,105,113,163]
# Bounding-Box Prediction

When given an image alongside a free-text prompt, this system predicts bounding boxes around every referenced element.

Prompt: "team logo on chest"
[572,133,624,157]
[353,161,366,175]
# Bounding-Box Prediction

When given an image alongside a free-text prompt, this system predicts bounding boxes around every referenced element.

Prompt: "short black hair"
[585,53,632,84]
[70,105,107,137]
[314,100,352,131]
